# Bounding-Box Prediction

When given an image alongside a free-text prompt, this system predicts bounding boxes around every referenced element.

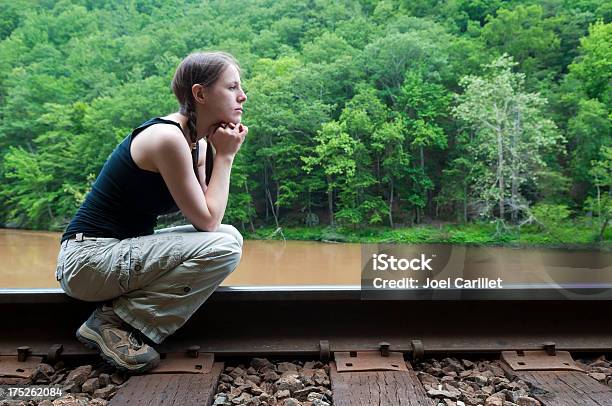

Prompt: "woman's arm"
[151,124,246,232]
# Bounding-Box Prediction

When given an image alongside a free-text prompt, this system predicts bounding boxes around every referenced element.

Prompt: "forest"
[0,0,610,245]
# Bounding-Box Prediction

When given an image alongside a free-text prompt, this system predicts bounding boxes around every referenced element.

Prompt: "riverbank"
[242,221,611,251]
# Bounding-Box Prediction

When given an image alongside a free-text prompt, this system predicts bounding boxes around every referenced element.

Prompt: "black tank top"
[61,117,199,242]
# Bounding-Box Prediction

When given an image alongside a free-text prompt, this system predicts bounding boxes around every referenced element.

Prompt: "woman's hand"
[208,122,248,158]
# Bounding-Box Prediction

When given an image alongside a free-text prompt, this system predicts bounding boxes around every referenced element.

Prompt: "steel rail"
[1,288,612,360]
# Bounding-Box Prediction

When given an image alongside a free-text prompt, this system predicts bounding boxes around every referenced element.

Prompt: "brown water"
[0,229,361,288]
[0,229,610,290]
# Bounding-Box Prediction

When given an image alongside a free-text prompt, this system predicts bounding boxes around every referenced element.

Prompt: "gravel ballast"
[1,355,609,405]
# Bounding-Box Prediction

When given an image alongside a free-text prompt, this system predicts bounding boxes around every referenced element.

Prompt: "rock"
[82,377,100,394]
[591,366,612,374]
[231,392,252,404]
[427,388,460,401]
[417,372,439,388]
[482,385,494,395]
[110,372,125,385]
[442,383,461,398]
[501,388,530,403]
[246,374,262,386]
[51,394,84,405]
[313,369,330,386]
[94,373,108,388]
[441,375,457,384]
[487,362,506,377]
[89,399,108,406]
[277,362,299,374]
[251,358,275,372]
[462,359,475,369]
[281,398,301,406]
[261,382,276,395]
[93,384,117,400]
[461,394,481,406]
[220,373,233,383]
[51,372,67,385]
[213,394,228,405]
[39,401,54,406]
[293,386,320,401]
[31,363,55,383]
[275,389,290,399]
[427,367,444,377]
[245,397,261,406]
[589,372,607,382]
[442,358,465,373]
[472,375,489,386]
[316,386,332,398]
[303,361,323,369]
[64,365,92,387]
[217,382,230,393]
[227,386,242,400]
[307,392,326,401]
[263,371,280,382]
[484,396,503,406]
[60,383,78,394]
[517,397,541,406]
[229,367,247,379]
[275,374,304,393]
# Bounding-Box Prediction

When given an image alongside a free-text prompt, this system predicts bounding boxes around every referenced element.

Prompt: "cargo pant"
[55,224,243,344]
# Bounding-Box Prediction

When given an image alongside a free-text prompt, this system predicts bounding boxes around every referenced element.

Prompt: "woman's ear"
[192,84,206,104]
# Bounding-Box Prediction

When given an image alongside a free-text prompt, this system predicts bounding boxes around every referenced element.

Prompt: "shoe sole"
[76,323,159,374]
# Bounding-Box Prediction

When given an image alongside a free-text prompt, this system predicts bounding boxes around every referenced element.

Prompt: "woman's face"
[204,64,247,124]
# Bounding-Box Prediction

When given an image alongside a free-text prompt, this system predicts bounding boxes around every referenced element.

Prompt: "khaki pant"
[56,224,242,344]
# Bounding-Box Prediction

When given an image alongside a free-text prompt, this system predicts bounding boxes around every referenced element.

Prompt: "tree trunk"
[511,173,518,223]
[497,131,504,220]
[388,179,394,228]
[244,181,255,233]
[276,182,280,221]
[266,187,279,229]
[327,176,334,226]
[598,217,609,242]
[463,182,468,223]
[420,145,427,218]
[264,166,269,223]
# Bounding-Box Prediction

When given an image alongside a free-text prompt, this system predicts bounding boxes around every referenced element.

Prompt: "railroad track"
[1,287,612,405]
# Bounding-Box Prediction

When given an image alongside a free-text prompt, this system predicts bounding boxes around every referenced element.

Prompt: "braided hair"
[171,51,240,185]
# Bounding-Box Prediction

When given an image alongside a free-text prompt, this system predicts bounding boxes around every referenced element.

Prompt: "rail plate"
[148,353,213,374]
[502,350,583,372]
[0,355,43,380]
[335,351,408,372]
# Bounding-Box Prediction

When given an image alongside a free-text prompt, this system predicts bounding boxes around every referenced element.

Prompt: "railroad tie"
[108,362,223,406]
[330,360,434,406]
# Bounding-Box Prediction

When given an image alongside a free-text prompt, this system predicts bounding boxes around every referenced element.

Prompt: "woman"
[55,51,248,373]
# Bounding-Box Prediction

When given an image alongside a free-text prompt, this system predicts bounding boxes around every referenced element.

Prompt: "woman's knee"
[216,224,243,248]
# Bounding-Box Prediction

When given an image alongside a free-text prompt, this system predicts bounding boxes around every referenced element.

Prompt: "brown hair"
[171,51,240,185]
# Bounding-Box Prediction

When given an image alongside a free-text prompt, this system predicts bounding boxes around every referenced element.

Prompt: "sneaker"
[76,305,160,373]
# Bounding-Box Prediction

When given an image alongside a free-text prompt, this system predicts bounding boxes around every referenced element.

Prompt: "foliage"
[0,0,608,246]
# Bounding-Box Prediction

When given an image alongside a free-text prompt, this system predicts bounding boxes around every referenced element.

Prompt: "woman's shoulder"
[131,119,189,172]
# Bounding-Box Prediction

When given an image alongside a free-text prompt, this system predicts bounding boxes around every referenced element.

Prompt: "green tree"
[302,121,357,227]
[453,55,564,224]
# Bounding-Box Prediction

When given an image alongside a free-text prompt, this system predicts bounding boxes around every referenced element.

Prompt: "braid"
[183,101,214,186]
[186,101,198,148]
[185,101,200,183]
